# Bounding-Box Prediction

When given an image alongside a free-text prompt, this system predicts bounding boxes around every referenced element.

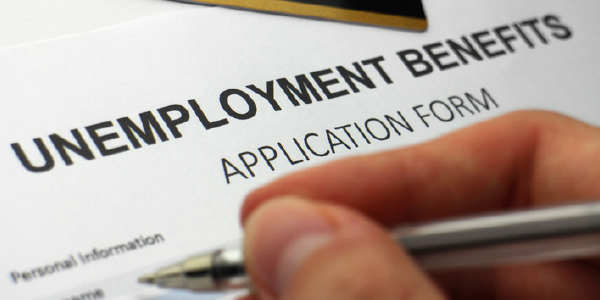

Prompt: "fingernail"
[245,197,334,296]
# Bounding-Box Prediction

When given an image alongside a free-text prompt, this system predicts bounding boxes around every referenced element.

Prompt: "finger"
[433,262,600,300]
[244,195,447,300]
[242,111,600,226]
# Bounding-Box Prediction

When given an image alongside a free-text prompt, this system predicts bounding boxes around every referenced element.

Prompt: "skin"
[239,111,600,300]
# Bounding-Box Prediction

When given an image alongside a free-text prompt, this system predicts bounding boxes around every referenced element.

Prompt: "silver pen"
[138,200,600,292]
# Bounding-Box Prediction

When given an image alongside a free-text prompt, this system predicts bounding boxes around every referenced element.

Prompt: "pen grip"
[212,247,249,290]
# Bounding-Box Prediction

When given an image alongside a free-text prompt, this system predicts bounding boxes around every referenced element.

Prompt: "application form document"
[1,1,600,299]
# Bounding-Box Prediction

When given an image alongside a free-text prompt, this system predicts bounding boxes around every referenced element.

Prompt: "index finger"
[242,111,600,226]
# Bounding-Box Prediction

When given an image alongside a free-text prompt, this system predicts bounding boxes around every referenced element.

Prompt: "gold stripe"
[186,0,427,31]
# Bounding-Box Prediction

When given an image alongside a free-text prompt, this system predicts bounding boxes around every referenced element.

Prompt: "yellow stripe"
[186,0,427,31]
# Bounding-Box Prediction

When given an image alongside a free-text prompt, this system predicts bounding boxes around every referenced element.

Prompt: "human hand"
[240,111,600,300]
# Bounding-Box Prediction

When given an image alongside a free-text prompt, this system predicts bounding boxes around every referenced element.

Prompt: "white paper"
[1,1,600,299]
[0,0,204,49]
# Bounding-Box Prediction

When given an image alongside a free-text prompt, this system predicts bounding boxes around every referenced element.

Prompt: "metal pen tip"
[138,273,156,284]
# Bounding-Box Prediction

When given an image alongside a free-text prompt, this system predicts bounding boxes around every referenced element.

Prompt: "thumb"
[243,196,447,300]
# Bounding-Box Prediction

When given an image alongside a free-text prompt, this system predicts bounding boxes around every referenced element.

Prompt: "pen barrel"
[393,201,600,270]
[412,231,600,270]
